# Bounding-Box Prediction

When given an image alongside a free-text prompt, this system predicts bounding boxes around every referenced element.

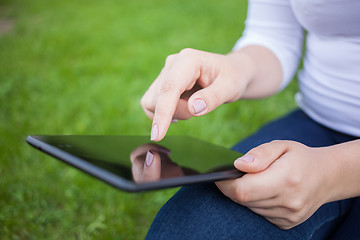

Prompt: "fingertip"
[150,123,159,141]
[145,150,154,167]
[142,150,162,181]
[236,154,255,164]
[191,98,207,115]
[151,93,179,141]
[150,120,170,142]
[234,154,260,173]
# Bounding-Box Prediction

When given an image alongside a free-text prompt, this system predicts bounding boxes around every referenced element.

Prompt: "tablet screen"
[27,135,244,191]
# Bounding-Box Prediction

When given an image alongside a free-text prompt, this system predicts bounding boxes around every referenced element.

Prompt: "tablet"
[26,135,244,192]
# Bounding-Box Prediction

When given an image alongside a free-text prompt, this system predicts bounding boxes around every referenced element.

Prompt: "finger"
[173,98,193,120]
[141,62,170,120]
[151,49,211,141]
[151,91,181,141]
[141,90,157,121]
[216,170,281,203]
[234,140,292,173]
[249,206,289,219]
[131,146,164,181]
[265,217,294,230]
[143,108,154,120]
[131,153,146,182]
[187,75,237,116]
[141,150,162,182]
[131,150,162,182]
[148,83,198,122]
[238,197,280,209]
[171,83,203,120]
[142,87,186,122]
[151,69,200,141]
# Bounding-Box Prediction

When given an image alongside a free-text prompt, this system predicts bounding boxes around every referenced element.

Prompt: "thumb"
[187,75,239,116]
[234,140,289,173]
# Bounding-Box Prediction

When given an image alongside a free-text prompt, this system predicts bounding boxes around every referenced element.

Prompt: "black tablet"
[26,135,244,192]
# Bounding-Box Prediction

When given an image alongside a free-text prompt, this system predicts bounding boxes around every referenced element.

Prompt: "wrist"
[320,140,360,202]
[222,51,256,101]
[227,45,283,99]
[225,50,255,91]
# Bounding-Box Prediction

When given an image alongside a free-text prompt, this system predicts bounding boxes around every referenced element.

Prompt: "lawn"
[0,0,297,239]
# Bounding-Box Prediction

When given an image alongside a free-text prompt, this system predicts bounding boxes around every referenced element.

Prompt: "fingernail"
[236,154,255,163]
[145,150,154,167]
[171,118,178,123]
[151,123,159,141]
[192,99,207,114]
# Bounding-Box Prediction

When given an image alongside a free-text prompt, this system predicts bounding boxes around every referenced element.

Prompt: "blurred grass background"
[0,0,297,239]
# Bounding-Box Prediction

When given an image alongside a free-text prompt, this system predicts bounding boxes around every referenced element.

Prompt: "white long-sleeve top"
[233,0,360,137]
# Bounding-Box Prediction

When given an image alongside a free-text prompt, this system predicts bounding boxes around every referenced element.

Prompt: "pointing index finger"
[151,88,181,141]
[149,50,202,141]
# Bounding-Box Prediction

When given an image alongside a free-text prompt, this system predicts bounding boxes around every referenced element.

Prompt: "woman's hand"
[141,46,276,141]
[141,47,283,141]
[216,140,341,230]
[141,48,254,141]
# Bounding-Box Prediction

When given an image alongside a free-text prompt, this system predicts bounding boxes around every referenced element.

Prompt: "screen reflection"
[130,143,198,183]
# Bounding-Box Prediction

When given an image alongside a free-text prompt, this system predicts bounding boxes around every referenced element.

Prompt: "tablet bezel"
[26,135,244,192]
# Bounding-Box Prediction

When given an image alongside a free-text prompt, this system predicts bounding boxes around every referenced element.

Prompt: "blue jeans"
[146,109,360,240]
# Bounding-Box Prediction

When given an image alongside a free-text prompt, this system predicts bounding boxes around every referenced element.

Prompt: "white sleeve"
[233,0,304,89]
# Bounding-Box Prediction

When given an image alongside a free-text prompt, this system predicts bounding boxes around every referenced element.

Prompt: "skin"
[140,46,360,229]
[130,143,184,182]
[141,46,282,141]
[216,139,360,229]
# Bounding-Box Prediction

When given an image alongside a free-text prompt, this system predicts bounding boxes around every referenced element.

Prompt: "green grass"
[0,0,297,239]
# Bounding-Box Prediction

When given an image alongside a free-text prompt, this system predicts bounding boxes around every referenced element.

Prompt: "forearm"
[227,0,305,99]
[327,139,360,202]
[226,45,283,99]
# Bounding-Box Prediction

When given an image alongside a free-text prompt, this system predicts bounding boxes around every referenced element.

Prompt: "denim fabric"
[146,109,359,240]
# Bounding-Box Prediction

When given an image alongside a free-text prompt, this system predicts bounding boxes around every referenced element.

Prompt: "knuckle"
[159,81,179,95]
[208,88,221,104]
[140,95,152,110]
[285,173,301,189]
[155,104,172,119]
[249,145,268,159]
[269,139,282,145]
[165,54,176,65]
[200,89,220,111]
[286,198,305,212]
[234,185,249,203]
[282,140,296,149]
[155,105,167,115]
[269,140,294,150]
[276,140,300,150]
[179,48,195,56]
[140,95,147,107]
